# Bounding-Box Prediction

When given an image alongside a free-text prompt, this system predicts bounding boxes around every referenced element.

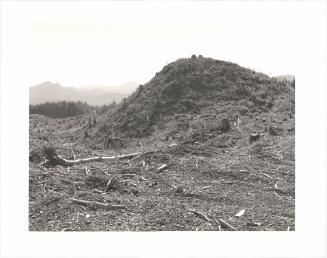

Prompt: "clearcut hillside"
[99,55,294,139]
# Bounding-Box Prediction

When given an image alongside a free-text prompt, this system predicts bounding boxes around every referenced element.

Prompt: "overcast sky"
[2,1,324,88]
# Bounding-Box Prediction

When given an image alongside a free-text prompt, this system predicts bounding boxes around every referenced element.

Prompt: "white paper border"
[1,1,326,257]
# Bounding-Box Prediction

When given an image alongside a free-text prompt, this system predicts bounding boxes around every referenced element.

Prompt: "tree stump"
[220,119,231,132]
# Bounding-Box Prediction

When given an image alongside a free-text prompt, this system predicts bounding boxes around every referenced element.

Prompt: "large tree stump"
[220,119,231,132]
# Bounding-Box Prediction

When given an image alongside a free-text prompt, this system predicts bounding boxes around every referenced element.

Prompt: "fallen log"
[260,172,273,179]
[93,189,103,194]
[234,209,245,217]
[69,198,126,210]
[246,222,262,227]
[202,185,213,190]
[214,219,222,231]
[38,160,48,166]
[58,152,141,166]
[42,145,159,167]
[120,173,137,178]
[42,145,142,166]
[189,209,211,222]
[156,163,171,173]
[218,219,236,231]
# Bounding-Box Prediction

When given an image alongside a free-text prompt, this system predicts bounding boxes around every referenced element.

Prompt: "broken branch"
[214,219,222,231]
[69,198,126,210]
[156,163,171,173]
[202,185,212,190]
[120,173,137,178]
[218,219,236,231]
[260,172,273,179]
[42,145,158,167]
[234,209,245,217]
[189,209,211,222]
[43,147,141,166]
[70,148,76,160]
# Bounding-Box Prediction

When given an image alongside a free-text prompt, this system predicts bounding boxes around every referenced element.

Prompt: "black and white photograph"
[28,5,296,232]
[1,0,326,257]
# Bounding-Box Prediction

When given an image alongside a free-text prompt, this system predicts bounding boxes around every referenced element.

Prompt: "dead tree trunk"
[42,146,156,167]
[48,152,141,166]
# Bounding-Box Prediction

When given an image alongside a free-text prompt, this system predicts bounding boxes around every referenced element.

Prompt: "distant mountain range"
[79,82,139,95]
[29,81,139,106]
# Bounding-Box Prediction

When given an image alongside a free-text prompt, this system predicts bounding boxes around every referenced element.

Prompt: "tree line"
[95,100,117,114]
[29,101,92,118]
[29,100,118,118]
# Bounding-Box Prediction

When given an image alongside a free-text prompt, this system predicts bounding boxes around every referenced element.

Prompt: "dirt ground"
[29,114,295,231]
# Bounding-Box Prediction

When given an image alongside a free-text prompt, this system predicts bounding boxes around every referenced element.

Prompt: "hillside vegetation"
[29,101,92,118]
[29,101,117,119]
[100,55,294,138]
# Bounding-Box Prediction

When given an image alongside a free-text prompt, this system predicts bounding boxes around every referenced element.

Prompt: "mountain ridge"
[79,81,138,95]
[29,81,138,106]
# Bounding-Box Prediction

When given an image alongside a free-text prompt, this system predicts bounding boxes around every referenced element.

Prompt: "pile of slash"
[29,115,295,231]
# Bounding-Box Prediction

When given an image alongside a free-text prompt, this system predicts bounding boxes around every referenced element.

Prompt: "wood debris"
[70,148,76,160]
[188,209,211,222]
[156,163,170,173]
[246,222,262,227]
[104,176,119,192]
[214,219,222,231]
[202,185,212,190]
[218,219,236,231]
[234,209,245,217]
[260,172,273,179]
[69,198,126,210]
[41,146,155,166]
